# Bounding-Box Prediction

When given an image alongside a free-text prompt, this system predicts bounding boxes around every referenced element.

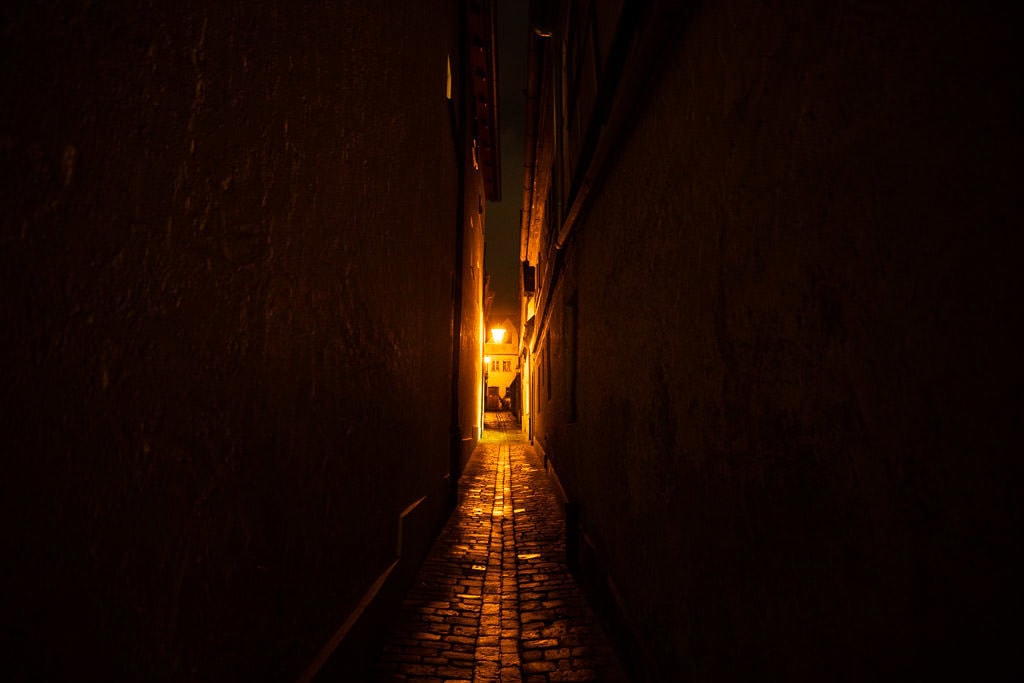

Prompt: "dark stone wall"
[1,2,462,680]
[538,1,1022,679]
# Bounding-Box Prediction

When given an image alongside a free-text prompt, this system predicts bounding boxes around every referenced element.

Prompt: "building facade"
[484,319,520,410]
[519,1,1021,680]
[0,1,499,680]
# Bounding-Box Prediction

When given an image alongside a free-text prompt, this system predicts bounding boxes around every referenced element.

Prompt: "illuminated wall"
[457,177,487,459]
[484,320,520,398]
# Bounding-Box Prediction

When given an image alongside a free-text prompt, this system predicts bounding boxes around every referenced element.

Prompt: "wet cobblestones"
[373,413,627,682]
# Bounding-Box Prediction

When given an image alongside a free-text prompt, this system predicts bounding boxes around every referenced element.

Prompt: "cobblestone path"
[373,413,628,682]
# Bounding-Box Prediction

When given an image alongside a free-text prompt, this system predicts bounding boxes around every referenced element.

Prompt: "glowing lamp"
[491,328,506,344]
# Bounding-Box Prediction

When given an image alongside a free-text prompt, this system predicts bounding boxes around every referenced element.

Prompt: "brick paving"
[373,412,628,682]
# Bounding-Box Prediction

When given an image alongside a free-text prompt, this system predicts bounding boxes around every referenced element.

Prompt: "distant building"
[483,318,518,410]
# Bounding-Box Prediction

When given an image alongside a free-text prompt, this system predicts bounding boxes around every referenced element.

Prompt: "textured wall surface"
[535,1,1021,679]
[1,2,461,680]
[457,145,486,470]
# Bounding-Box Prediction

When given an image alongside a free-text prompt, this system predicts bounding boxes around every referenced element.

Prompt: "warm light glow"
[484,356,491,365]
[445,55,452,100]
[491,328,506,344]
[478,313,485,437]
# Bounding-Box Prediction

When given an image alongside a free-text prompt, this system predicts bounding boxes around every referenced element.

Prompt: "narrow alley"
[3,2,1020,681]
[372,412,627,683]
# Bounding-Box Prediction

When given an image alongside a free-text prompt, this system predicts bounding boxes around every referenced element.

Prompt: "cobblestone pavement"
[373,412,628,682]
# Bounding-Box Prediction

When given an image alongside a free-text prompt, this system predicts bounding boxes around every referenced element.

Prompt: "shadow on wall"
[522,0,1022,680]
[0,1,483,680]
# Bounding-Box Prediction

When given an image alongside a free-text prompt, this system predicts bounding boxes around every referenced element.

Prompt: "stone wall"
[536,1,1021,679]
[1,2,462,679]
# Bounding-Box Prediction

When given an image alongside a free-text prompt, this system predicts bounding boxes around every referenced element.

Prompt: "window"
[491,360,500,372]
[502,360,511,372]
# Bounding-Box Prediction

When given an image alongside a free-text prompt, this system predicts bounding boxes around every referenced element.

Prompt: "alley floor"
[372,412,629,682]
